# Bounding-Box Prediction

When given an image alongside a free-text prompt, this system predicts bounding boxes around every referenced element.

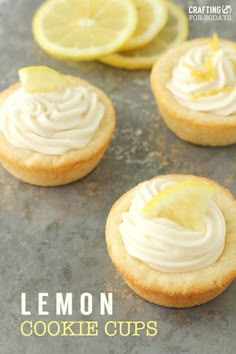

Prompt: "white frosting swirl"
[0,86,105,155]
[119,178,226,273]
[167,42,236,115]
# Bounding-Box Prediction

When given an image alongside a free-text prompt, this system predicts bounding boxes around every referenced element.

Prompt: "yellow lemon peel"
[184,54,215,83]
[208,33,220,51]
[191,86,234,101]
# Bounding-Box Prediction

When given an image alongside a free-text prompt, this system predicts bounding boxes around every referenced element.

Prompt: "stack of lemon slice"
[32,0,189,69]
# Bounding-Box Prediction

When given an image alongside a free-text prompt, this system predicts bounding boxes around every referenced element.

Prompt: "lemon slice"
[32,0,138,61]
[100,1,188,69]
[143,179,216,231]
[122,0,168,51]
[18,66,70,93]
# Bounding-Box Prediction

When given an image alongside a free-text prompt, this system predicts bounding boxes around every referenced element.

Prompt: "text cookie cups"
[0,67,115,186]
[106,175,236,308]
[151,35,236,146]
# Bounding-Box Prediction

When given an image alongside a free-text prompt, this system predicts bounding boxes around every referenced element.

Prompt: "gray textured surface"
[0,0,236,353]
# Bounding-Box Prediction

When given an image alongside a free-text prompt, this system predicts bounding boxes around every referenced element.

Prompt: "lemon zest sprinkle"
[208,33,220,51]
[204,54,215,79]
[191,86,234,101]
[184,54,215,83]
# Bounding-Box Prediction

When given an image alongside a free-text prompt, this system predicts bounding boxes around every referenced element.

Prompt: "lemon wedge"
[143,179,216,231]
[122,0,168,51]
[32,0,138,61]
[18,66,70,93]
[100,1,188,69]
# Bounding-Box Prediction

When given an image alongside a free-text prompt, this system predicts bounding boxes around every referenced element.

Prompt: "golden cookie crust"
[0,76,115,186]
[151,38,236,146]
[106,174,236,308]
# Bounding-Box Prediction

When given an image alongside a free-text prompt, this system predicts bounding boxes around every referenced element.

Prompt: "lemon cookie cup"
[0,72,115,186]
[106,175,236,308]
[151,38,236,146]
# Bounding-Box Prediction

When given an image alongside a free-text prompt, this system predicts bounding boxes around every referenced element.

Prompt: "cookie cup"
[151,38,236,146]
[106,175,236,308]
[0,76,115,186]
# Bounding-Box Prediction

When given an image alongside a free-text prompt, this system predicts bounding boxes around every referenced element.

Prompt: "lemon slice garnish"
[100,1,188,69]
[32,0,138,61]
[18,66,70,93]
[122,0,168,51]
[143,179,216,231]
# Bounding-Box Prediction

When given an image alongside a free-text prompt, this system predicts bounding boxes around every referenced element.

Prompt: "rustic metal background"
[0,0,235,353]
